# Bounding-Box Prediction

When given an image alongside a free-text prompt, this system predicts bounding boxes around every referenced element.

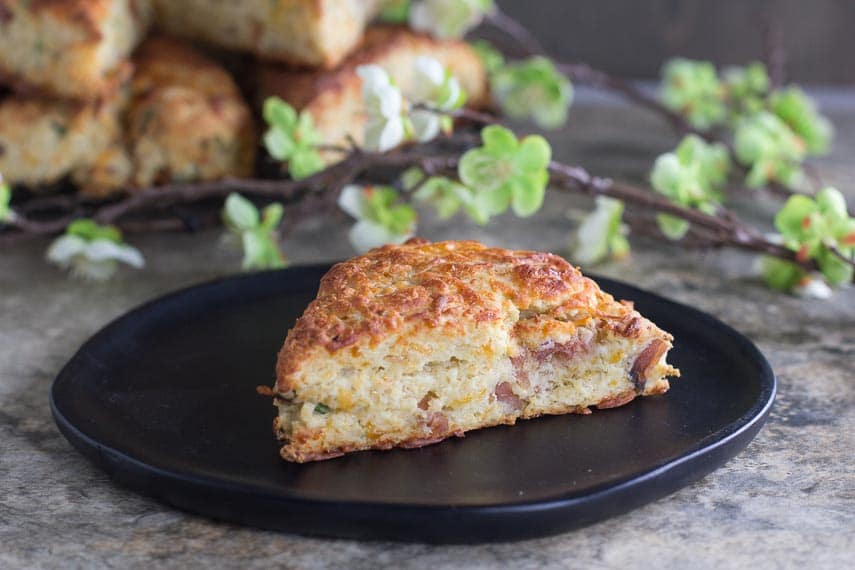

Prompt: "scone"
[0,0,152,99]
[257,25,488,163]
[269,239,680,462]
[0,94,123,188]
[123,36,257,188]
[75,36,257,196]
[151,0,380,68]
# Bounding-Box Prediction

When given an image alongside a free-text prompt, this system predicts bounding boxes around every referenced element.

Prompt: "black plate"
[51,265,775,543]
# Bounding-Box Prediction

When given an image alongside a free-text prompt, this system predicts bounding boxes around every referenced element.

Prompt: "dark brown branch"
[763,15,787,89]
[485,6,547,58]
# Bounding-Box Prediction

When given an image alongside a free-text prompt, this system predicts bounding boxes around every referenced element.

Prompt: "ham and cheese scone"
[0,0,152,99]
[269,239,680,462]
[257,26,488,163]
[151,0,380,69]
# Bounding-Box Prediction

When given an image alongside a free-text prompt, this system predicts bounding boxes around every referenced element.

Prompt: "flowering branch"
[484,7,831,207]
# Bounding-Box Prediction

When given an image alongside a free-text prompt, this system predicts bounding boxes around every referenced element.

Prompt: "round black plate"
[51,265,775,543]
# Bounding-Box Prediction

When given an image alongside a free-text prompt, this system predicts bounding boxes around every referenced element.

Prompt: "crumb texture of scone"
[272,239,680,462]
[0,0,152,99]
[152,0,380,68]
[0,94,123,187]
[258,25,489,162]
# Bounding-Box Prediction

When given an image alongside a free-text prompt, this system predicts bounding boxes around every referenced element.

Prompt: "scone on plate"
[257,25,488,163]
[269,239,680,462]
[0,0,152,99]
[151,0,380,68]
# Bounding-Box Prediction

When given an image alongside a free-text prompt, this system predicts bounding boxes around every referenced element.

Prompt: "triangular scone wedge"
[271,239,680,462]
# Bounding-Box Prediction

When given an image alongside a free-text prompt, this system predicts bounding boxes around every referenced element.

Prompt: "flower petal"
[46,235,87,266]
[348,220,408,253]
[410,109,441,143]
[338,185,369,219]
[85,239,145,268]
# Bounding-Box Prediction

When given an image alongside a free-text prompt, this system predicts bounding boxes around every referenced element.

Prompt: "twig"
[485,5,547,58]
[763,15,787,89]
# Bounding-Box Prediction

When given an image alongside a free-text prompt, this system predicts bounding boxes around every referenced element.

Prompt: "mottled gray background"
[501,0,855,83]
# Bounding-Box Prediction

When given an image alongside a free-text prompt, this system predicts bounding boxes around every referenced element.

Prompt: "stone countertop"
[1,93,853,569]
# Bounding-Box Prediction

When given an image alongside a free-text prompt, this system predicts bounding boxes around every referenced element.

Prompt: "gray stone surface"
[1,93,853,569]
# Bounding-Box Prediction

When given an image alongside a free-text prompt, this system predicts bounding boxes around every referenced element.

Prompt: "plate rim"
[50,265,777,540]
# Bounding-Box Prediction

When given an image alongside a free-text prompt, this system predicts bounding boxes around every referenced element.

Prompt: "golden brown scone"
[258,26,489,163]
[0,0,152,99]
[124,36,257,188]
[151,0,380,68]
[270,239,680,462]
[75,36,257,195]
[0,94,123,188]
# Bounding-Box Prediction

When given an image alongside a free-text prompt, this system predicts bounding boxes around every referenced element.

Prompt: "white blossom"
[46,235,144,280]
[338,185,414,253]
[409,0,492,40]
[409,56,464,142]
[357,65,406,152]
[572,198,628,265]
[794,275,833,299]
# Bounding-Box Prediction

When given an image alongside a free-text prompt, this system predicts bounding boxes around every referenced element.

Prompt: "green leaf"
[289,148,325,180]
[263,97,297,131]
[263,128,296,160]
[459,148,504,192]
[510,174,545,217]
[378,0,411,22]
[459,126,551,219]
[760,256,805,291]
[514,135,551,171]
[657,214,690,240]
[474,184,513,216]
[491,56,573,129]
[0,180,12,223]
[470,39,505,74]
[610,233,631,258]
[224,193,260,231]
[817,247,853,286]
[660,58,726,129]
[572,197,629,265]
[774,194,816,238]
[816,187,848,222]
[66,219,122,243]
[770,87,833,155]
[482,125,518,154]
[734,111,806,188]
[261,203,284,231]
